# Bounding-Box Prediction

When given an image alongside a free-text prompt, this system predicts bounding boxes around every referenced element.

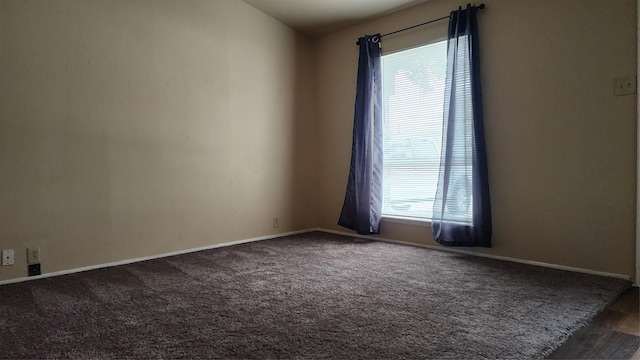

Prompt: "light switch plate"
[614,76,636,96]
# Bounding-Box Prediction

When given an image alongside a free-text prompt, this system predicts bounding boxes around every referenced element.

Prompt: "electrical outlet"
[28,263,41,276]
[614,76,636,96]
[2,249,14,266]
[272,217,280,228]
[27,247,41,265]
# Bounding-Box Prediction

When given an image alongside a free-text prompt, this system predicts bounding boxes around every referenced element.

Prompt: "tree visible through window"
[381,40,448,220]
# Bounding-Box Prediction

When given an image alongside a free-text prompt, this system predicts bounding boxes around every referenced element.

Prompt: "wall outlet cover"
[27,247,41,265]
[2,249,15,266]
[614,76,637,96]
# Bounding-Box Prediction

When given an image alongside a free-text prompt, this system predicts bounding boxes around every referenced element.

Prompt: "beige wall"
[317,0,637,279]
[0,0,636,283]
[0,0,317,281]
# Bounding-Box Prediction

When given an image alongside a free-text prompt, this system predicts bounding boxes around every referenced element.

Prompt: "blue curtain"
[432,5,492,247]
[338,35,383,235]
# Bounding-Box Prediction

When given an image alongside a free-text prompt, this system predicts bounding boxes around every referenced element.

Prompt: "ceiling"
[242,0,432,38]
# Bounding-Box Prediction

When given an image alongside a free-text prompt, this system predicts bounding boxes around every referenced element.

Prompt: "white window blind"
[381,40,447,220]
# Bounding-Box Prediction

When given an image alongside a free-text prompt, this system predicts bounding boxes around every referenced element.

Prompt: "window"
[381,40,447,220]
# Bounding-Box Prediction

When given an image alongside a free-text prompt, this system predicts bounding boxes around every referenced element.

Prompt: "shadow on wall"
[287,34,318,230]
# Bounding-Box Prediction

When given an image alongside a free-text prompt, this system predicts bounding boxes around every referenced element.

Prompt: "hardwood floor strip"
[548,287,640,359]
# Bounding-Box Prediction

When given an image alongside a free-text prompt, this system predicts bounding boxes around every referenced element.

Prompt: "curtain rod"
[355,3,485,45]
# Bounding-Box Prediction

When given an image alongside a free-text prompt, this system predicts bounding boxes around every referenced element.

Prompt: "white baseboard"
[0,229,316,286]
[1,227,632,286]
[318,228,633,283]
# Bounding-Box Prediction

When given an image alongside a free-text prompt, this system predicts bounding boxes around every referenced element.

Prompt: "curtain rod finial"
[478,3,485,9]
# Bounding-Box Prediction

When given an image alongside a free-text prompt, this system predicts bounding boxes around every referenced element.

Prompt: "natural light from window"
[381,40,447,220]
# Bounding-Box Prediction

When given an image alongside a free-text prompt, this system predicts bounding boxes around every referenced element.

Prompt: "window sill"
[381,215,432,227]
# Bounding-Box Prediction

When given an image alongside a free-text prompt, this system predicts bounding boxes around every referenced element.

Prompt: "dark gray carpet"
[0,232,630,359]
